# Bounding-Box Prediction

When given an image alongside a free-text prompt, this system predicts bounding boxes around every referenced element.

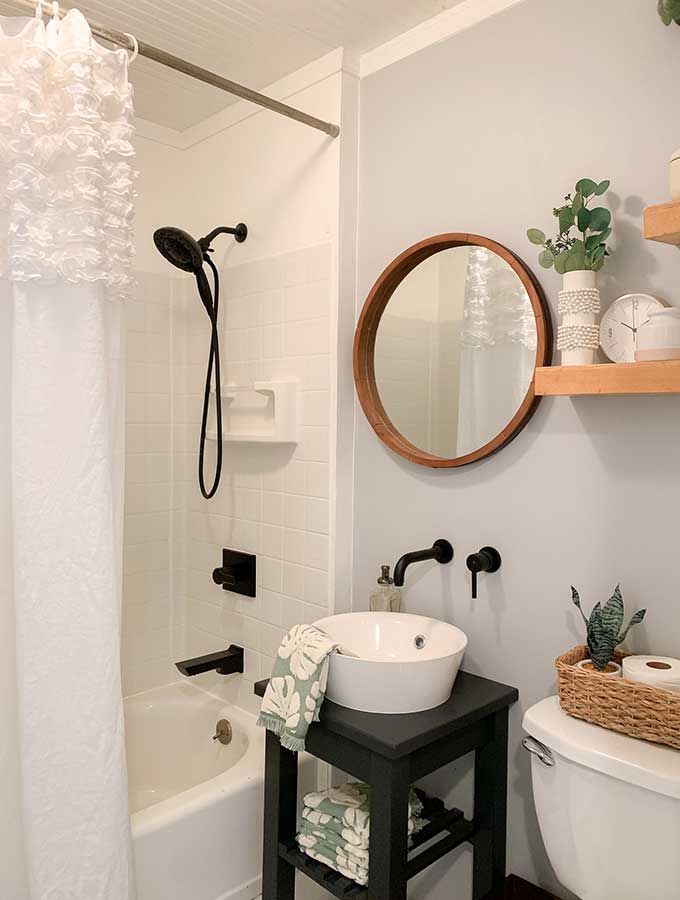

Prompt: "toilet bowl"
[523,697,680,900]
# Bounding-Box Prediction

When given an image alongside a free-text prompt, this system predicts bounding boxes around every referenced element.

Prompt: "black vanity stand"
[254,671,518,900]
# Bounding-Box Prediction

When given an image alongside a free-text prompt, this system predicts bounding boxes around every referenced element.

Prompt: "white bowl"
[314,612,467,714]
[635,308,680,361]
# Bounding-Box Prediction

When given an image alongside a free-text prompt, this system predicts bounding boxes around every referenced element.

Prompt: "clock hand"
[619,321,636,332]
[639,319,650,328]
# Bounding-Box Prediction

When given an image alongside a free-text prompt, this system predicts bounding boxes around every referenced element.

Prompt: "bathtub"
[125,681,317,900]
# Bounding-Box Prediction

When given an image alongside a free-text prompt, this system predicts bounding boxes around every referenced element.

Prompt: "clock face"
[600,293,666,363]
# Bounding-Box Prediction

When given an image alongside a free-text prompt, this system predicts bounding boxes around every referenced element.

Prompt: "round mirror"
[354,234,552,468]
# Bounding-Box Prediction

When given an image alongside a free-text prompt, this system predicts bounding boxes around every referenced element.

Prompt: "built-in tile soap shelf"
[207,380,298,444]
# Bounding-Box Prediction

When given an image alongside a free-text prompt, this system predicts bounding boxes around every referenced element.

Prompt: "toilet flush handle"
[522,736,554,767]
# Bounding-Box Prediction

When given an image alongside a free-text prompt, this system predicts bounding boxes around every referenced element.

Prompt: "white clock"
[600,293,666,363]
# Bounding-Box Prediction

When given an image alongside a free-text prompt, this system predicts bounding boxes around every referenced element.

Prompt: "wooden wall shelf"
[644,200,680,245]
[535,360,680,396]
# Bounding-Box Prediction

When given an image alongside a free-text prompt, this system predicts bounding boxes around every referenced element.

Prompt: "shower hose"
[198,255,222,499]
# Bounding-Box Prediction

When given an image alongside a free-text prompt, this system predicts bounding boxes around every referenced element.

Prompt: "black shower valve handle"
[466,547,502,599]
[212,567,236,588]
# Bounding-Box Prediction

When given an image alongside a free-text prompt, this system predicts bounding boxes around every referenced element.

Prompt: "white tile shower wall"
[122,271,177,697]
[175,244,333,713]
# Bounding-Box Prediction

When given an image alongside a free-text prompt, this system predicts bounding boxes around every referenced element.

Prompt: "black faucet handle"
[212,566,236,588]
[466,547,501,599]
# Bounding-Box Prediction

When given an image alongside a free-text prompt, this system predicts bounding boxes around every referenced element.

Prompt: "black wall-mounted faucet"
[176,645,244,677]
[466,547,502,599]
[393,539,454,587]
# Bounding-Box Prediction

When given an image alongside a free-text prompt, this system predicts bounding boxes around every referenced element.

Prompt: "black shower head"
[153,226,204,273]
[153,223,248,274]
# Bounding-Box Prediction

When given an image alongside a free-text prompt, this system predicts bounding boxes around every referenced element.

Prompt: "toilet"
[523,697,680,900]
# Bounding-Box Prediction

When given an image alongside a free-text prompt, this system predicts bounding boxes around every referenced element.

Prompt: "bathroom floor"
[489,875,556,899]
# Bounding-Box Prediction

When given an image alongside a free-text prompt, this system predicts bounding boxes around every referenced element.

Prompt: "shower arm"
[199,225,248,252]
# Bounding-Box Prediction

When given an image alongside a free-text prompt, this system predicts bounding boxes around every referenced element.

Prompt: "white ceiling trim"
[135,47,350,151]
[360,0,528,78]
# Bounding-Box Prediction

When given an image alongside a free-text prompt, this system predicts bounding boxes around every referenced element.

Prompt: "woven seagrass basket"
[556,645,680,751]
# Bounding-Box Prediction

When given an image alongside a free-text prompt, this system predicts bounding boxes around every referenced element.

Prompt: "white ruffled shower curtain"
[456,247,536,457]
[0,10,136,899]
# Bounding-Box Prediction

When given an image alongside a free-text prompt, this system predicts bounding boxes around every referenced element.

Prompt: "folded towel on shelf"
[257,624,339,752]
[298,823,369,866]
[303,781,424,842]
[298,840,369,886]
[296,781,428,887]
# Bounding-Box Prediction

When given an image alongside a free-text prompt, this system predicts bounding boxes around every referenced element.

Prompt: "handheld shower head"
[153,227,204,273]
[151,221,248,502]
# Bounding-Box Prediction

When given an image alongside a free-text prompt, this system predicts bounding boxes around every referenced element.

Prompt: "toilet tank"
[523,697,680,900]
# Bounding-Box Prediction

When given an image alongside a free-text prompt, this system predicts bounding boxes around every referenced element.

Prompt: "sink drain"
[414,634,426,650]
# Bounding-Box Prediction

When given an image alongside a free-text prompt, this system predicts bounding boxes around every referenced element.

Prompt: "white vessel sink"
[314,612,467,714]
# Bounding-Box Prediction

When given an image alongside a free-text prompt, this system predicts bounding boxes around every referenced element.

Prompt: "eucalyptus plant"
[527,178,612,274]
[658,0,680,26]
[571,585,646,671]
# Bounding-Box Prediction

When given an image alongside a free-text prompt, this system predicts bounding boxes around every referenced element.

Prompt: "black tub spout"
[176,645,244,677]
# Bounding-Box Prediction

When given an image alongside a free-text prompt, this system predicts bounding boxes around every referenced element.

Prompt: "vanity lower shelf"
[279,801,474,900]
[535,360,680,396]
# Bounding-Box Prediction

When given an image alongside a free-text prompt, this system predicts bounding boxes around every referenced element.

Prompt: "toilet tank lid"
[523,697,680,799]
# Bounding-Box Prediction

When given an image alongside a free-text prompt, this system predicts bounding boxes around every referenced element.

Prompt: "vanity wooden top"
[254,669,518,759]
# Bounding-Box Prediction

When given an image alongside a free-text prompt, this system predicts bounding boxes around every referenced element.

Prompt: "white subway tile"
[304,568,329,608]
[305,533,329,571]
[280,597,304,631]
[284,529,305,565]
[260,557,283,592]
[284,282,329,322]
[125,300,145,333]
[300,427,329,463]
[262,324,282,359]
[261,524,283,559]
[306,244,332,282]
[260,623,285,657]
[233,487,262,522]
[305,356,330,390]
[305,497,329,535]
[284,493,306,530]
[305,462,329,499]
[262,491,284,525]
[284,460,306,495]
[282,563,305,600]
[262,467,285,493]
[283,318,329,357]
[260,590,282,626]
[259,289,283,325]
[302,391,329,426]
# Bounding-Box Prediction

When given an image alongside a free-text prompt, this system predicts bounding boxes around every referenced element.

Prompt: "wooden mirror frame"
[354,233,553,468]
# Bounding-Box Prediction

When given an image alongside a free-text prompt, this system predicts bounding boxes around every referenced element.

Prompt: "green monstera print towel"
[257,623,339,752]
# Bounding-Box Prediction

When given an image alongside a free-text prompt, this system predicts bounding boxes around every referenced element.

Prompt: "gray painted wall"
[354,0,680,895]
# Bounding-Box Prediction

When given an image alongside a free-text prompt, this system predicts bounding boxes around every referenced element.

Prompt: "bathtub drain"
[213,719,233,745]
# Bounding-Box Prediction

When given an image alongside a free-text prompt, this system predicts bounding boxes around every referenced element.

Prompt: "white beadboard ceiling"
[0,0,464,130]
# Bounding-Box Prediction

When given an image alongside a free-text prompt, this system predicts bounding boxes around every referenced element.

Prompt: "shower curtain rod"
[13,0,341,138]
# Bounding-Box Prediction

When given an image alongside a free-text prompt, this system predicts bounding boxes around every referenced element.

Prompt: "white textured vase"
[558,270,601,366]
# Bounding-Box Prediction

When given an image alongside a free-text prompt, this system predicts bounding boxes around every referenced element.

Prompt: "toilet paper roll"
[622,656,680,692]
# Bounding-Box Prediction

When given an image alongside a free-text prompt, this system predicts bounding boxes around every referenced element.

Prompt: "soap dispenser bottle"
[369,565,401,613]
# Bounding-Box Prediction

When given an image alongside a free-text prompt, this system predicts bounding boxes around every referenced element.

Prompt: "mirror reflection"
[374,246,537,459]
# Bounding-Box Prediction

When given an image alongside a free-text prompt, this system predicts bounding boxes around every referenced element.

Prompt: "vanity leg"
[262,730,298,900]
[472,709,509,900]
[367,755,410,900]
